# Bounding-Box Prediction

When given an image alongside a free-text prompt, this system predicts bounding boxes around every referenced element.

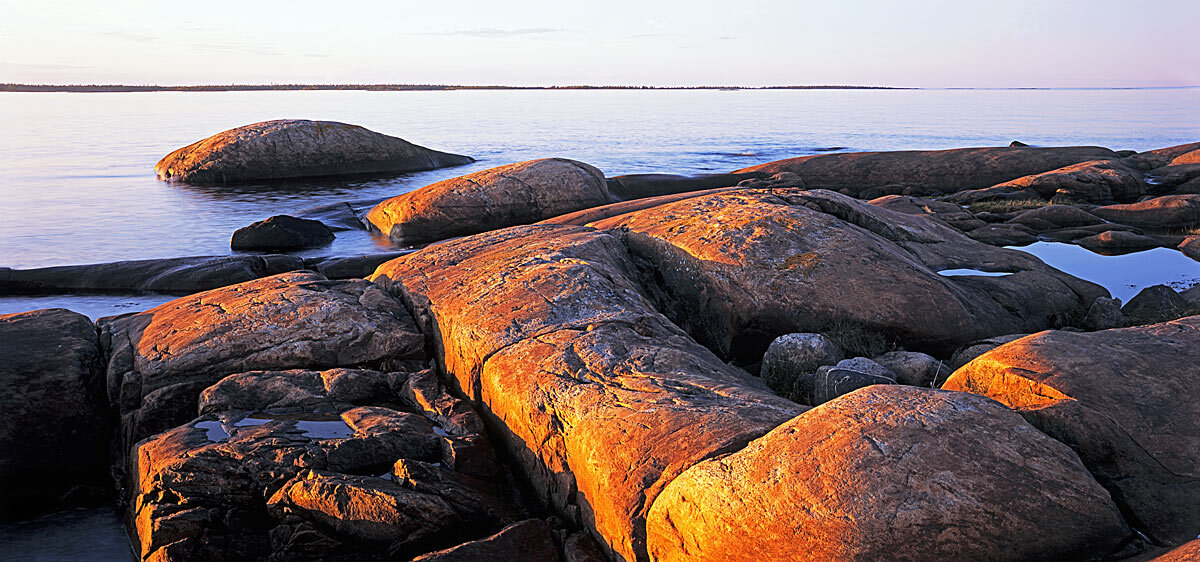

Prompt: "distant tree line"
[0,83,906,93]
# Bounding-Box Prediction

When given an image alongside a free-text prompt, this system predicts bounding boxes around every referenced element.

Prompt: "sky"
[1,0,1198,88]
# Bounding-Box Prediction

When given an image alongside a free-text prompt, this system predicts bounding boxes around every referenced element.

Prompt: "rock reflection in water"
[1010,241,1200,302]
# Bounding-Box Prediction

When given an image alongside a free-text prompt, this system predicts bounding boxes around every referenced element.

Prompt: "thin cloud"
[94,30,162,43]
[412,27,562,38]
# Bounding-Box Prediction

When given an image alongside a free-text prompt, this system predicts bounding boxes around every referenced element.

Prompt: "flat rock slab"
[367,158,610,245]
[369,224,802,561]
[591,188,1105,359]
[734,145,1118,197]
[0,254,304,293]
[943,316,1200,545]
[0,309,108,520]
[646,385,1130,562]
[100,271,425,459]
[155,119,473,184]
[1091,194,1200,229]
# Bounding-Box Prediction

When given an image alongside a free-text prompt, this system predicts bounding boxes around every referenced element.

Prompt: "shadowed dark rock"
[231,215,335,251]
[156,120,473,184]
[1091,195,1200,229]
[606,172,761,200]
[1121,285,1190,325]
[0,255,304,294]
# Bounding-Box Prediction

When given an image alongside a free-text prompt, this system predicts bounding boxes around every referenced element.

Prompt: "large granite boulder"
[131,367,520,561]
[942,317,1200,545]
[230,214,335,251]
[366,158,610,245]
[539,187,736,227]
[368,225,803,561]
[0,254,304,293]
[952,160,1146,204]
[155,120,473,184]
[734,145,1118,197]
[645,386,1130,562]
[1091,194,1200,229]
[99,271,425,460]
[0,309,108,520]
[591,188,1106,361]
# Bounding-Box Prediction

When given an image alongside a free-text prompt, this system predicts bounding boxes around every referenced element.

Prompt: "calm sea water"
[1,88,1199,316]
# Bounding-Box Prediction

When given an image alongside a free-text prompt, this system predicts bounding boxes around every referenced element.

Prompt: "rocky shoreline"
[2,122,1199,561]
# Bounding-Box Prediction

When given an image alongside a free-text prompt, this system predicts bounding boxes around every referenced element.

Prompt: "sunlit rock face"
[366,158,611,245]
[943,316,1200,546]
[0,309,108,520]
[591,188,1105,361]
[1122,142,1200,171]
[1090,194,1200,229]
[99,271,425,463]
[950,160,1147,204]
[155,119,474,184]
[645,385,1131,562]
[369,224,803,561]
[734,145,1119,197]
[131,367,523,561]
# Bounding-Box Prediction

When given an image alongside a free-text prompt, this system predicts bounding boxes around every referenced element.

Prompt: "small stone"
[872,351,950,387]
[812,358,896,404]
[231,214,335,251]
[760,333,844,397]
[1080,297,1125,331]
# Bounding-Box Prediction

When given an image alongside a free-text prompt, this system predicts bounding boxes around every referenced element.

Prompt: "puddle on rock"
[937,269,1015,277]
[234,412,356,440]
[1008,241,1200,302]
[194,420,231,443]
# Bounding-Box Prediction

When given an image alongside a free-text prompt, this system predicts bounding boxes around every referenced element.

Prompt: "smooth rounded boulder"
[230,214,335,251]
[367,158,610,245]
[155,119,473,184]
[645,386,1131,562]
[942,317,1200,545]
[0,309,108,520]
[734,145,1118,197]
[1090,194,1200,229]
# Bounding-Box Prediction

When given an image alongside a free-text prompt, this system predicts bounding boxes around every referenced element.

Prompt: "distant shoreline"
[1,83,907,93]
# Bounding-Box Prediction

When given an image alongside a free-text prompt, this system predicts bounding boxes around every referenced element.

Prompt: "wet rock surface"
[943,317,1200,545]
[646,386,1131,562]
[155,119,473,184]
[0,254,305,293]
[0,309,110,520]
[367,158,610,245]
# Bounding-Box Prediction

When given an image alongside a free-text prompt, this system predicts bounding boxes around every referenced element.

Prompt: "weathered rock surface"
[1180,236,1200,261]
[759,333,844,397]
[606,172,760,200]
[0,254,304,293]
[1078,230,1166,254]
[1013,204,1105,228]
[645,386,1131,562]
[734,145,1118,197]
[303,251,414,280]
[942,317,1200,545]
[1091,194,1200,229]
[1081,296,1125,331]
[132,366,521,561]
[155,120,473,184]
[369,224,803,561]
[867,195,985,231]
[0,309,108,520]
[1123,142,1200,171]
[958,160,1146,204]
[872,350,949,387]
[593,188,1106,360]
[949,333,1029,369]
[411,519,559,562]
[100,271,425,460]
[966,224,1038,246]
[1121,284,1190,325]
[230,214,335,251]
[539,187,736,227]
[812,357,896,404]
[367,158,610,245]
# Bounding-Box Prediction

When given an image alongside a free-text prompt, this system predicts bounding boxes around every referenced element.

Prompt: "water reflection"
[0,507,135,562]
[1008,241,1200,302]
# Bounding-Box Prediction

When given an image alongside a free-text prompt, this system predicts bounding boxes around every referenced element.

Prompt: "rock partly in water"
[1120,284,1191,325]
[1077,230,1166,254]
[0,309,109,520]
[1091,195,1200,229]
[367,158,610,246]
[368,224,803,561]
[592,188,1106,361]
[99,271,425,463]
[759,333,844,398]
[645,386,1131,562]
[0,254,305,293]
[230,214,335,251]
[943,317,1200,545]
[734,145,1119,197]
[155,119,473,184]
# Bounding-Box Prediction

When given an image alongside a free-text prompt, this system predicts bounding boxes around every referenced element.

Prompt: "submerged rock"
[155,119,473,184]
[0,309,109,520]
[367,158,610,245]
[645,386,1131,561]
[230,214,335,251]
[734,145,1118,197]
[943,317,1200,545]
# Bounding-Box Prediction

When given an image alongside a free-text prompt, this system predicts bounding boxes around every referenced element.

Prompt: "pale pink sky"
[2,0,1197,87]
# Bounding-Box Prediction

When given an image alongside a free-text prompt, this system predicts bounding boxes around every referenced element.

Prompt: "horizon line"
[2,83,1198,93]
